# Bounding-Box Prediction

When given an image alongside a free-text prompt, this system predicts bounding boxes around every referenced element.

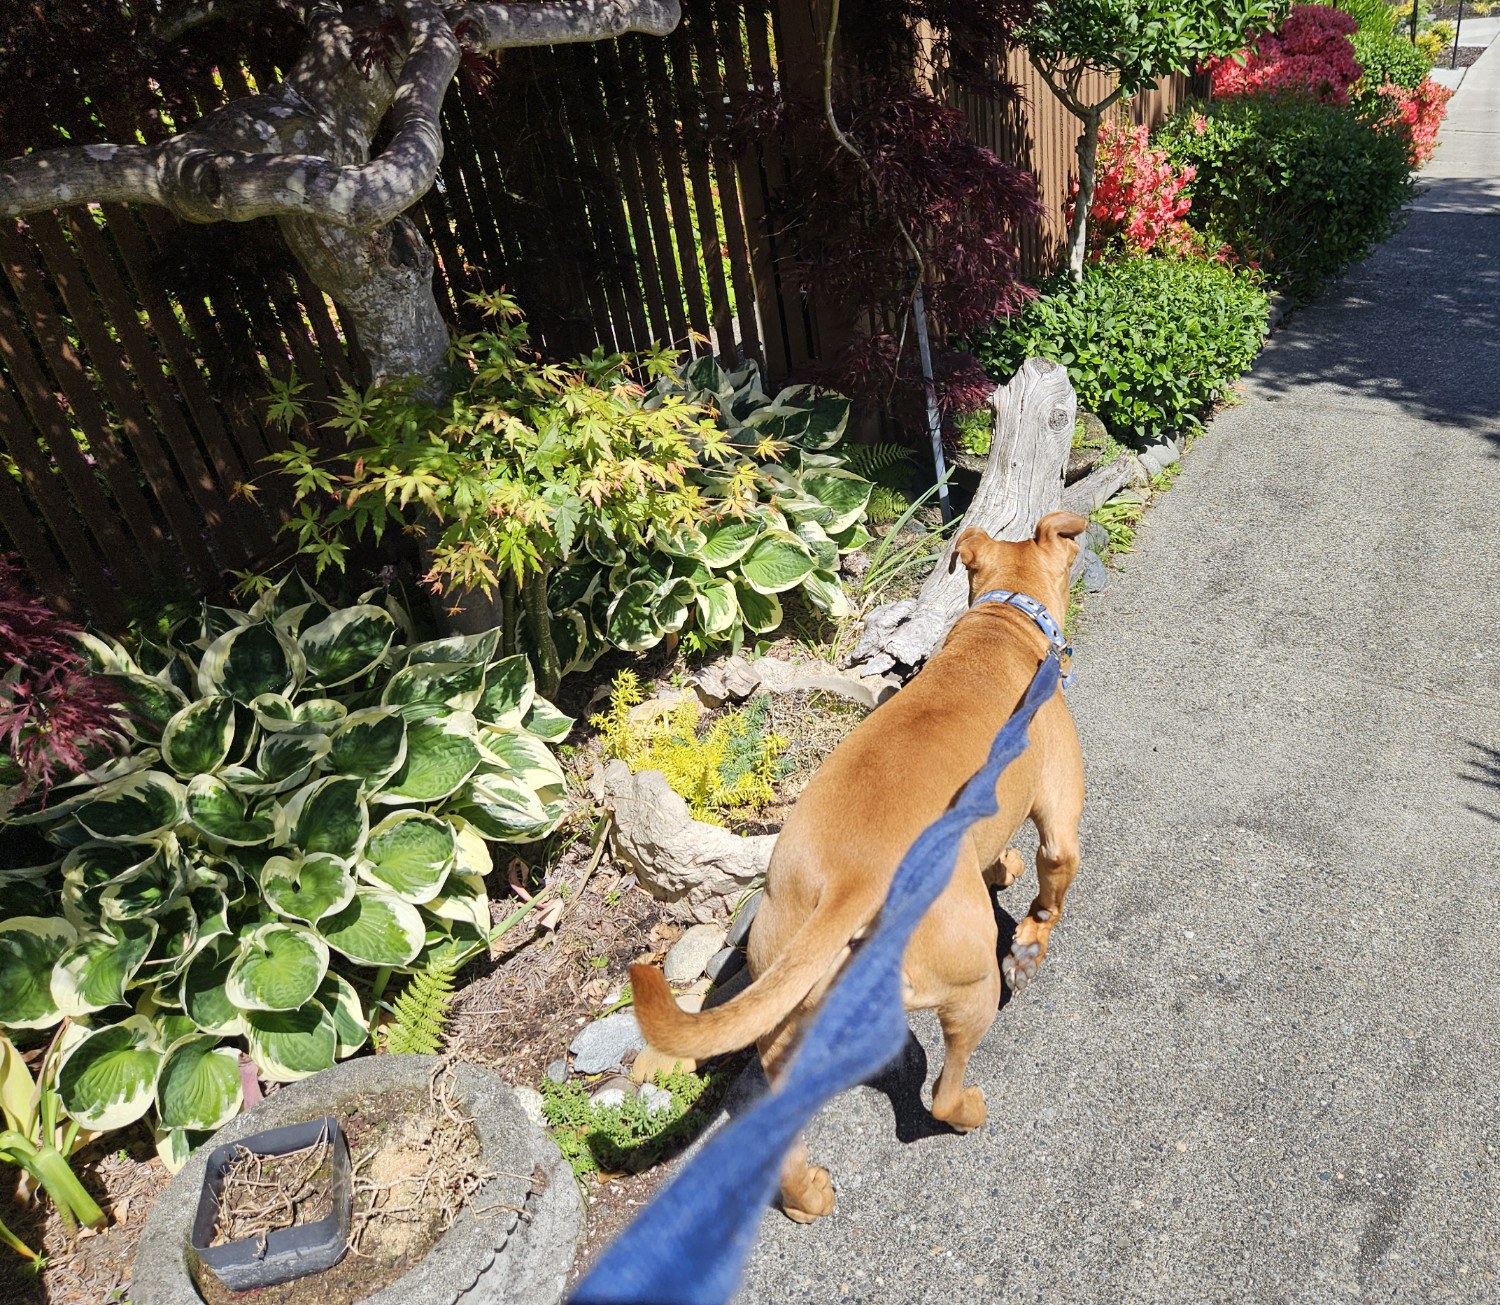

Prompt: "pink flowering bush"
[1372,79,1454,166]
[1067,118,1202,259]
[1207,4,1363,105]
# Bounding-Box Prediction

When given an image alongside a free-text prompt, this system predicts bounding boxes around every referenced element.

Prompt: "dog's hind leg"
[930,965,1002,1132]
[758,1017,836,1223]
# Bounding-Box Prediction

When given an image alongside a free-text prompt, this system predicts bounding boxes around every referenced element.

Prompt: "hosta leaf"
[261,854,356,924]
[246,1001,337,1083]
[360,811,455,904]
[374,716,481,805]
[793,520,839,572]
[830,521,873,553]
[606,579,663,653]
[733,580,783,634]
[404,628,500,667]
[798,468,872,535]
[185,775,283,846]
[250,692,298,733]
[694,578,739,637]
[180,938,244,1036]
[326,708,407,783]
[655,576,696,635]
[475,654,535,728]
[51,918,156,1017]
[739,529,816,595]
[700,519,761,569]
[245,731,332,794]
[61,840,161,927]
[225,923,328,1012]
[104,674,188,745]
[521,698,575,743]
[315,973,367,1058]
[150,1009,197,1043]
[453,774,558,842]
[160,696,236,777]
[189,884,231,946]
[317,889,424,967]
[76,771,185,842]
[298,605,396,687]
[199,621,305,703]
[98,847,186,922]
[450,816,493,878]
[57,1015,160,1130]
[285,776,369,860]
[0,917,76,1030]
[381,659,485,715]
[155,1033,242,1131]
[292,699,347,731]
[801,568,852,620]
[422,871,490,936]
[477,729,565,791]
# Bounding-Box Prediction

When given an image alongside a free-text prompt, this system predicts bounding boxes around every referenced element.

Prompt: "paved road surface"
[733,45,1500,1305]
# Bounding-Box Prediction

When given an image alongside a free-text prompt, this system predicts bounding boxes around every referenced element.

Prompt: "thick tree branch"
[450,0,680,48]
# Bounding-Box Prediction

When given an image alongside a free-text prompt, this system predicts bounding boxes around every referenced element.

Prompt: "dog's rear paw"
[1002,940,1041,995]
[782,1166,836,1223]
[933,1085,987,1132]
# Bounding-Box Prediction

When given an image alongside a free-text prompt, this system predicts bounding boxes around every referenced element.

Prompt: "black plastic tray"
[191,1114,353,1292]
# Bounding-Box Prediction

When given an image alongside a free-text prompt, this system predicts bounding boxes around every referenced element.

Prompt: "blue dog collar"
[971,589,1074,688]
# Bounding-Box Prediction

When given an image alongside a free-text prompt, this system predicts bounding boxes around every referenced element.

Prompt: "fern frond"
[383,953,458,1055]
[842,443,913,480]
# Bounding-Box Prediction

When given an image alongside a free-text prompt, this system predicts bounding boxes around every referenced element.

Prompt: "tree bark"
[1066,106,1102,282]
[0,0,681,385]
[848,357,1076,677]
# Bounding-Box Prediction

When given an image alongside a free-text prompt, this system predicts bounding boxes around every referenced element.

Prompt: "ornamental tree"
[1020,0,1285,280]
[0,0,680,386]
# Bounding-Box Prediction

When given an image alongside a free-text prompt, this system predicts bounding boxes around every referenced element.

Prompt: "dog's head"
[950,511,1089,624]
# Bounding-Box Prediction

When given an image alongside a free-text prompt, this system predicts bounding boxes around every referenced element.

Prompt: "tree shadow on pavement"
[1458,740,1500,822]
[1246,209,1500,440]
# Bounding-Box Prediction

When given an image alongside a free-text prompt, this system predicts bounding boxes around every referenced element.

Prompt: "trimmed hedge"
[1352,29,1433,92]
[1157,93,1416,298]
[967,256,1269,441]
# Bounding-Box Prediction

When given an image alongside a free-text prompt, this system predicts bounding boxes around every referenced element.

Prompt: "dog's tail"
[631,892,869,1060]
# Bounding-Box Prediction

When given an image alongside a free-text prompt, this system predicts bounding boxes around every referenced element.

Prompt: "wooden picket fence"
[0,0,1198,625]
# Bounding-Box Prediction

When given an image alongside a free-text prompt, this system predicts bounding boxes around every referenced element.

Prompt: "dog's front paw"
[933,1085,987,1132]
[1002,939,1041,994]
[782,1165,836,1223]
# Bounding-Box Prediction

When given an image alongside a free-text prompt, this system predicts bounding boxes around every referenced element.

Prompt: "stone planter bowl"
[132,1056,580,1305]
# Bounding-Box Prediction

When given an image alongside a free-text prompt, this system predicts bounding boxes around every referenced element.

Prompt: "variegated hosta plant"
[0,572,569,1168]
[542,354,875,673]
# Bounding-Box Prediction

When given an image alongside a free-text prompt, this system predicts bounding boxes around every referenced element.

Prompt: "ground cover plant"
[0,571,569,1175]
[968,256,1269,440]
[270,298,875,692]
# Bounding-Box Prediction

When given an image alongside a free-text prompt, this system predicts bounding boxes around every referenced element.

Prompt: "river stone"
[130,1056,579,1305]
[569,1010,646,1075]
[590,1087,629,1110]
[1077,547,1109,594]
[639,1085,674,1116]
[1082,521,1109,556]
[726,888,762,947]
[664,924,726,983]
[545,1059,568,1085]
[705,946,745,983]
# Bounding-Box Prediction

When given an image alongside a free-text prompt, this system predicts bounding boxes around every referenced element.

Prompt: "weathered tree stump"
[850,357,1076,676]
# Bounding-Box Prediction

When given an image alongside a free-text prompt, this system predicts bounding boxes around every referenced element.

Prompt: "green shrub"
[967,257,1268,441]
[1352,28,1433,92]
[1157,93,1417,299]
[541,1066,723,1179]
[0,574,568,1168]
[1337,0,1400,38]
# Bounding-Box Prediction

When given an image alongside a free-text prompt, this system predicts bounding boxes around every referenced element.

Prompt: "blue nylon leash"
[570,652,1064,1305]
[971,589,1074,688]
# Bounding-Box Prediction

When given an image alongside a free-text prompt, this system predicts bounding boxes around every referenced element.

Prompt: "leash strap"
[971,588,1074,688]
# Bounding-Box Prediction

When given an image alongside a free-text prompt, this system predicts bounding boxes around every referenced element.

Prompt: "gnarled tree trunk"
[0,0,681,384]
[849,357,1076,677]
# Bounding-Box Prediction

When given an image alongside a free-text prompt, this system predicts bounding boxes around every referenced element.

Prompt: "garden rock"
[131,1056,579,1305]
[727,888,762,947]
[639,1085,674,1116]
[706,946,745,983]
[664,924,726,983]
[1077,410,1108,446]
[1076,548,1109,593]
[513,1085,546,1128]
[569,1010,647,1075]
[545,1060,568,1085]
[587,760,776,923]
[1082,521,1110,556]
[590,1087,630,1110]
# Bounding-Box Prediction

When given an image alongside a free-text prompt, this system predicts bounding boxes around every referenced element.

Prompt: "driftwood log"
[850,357,1076,677]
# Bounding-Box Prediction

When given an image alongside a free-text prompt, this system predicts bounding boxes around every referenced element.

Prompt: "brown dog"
[632,511,1089,1222]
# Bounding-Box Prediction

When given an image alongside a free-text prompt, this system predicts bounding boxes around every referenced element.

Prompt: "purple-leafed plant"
[0,556,127,802]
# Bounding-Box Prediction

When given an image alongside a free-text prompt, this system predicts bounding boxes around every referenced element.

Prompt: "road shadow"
[1246,206,1500,440]
[1459,739,1500,822]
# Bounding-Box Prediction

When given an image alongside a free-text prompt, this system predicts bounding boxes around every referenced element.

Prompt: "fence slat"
[0,447,75,615]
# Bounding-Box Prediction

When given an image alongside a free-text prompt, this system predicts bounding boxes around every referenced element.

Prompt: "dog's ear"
[950,526,993,574]
[1035,511,1089,549]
